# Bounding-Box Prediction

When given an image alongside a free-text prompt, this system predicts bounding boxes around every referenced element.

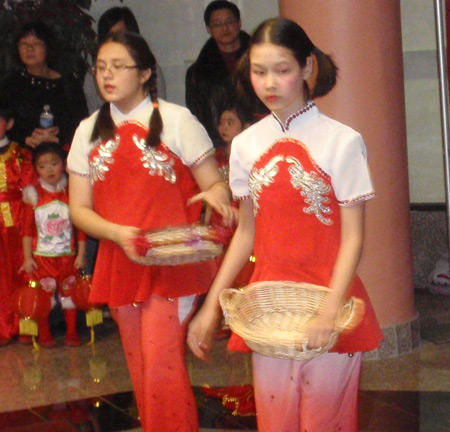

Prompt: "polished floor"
[0,290,449,431]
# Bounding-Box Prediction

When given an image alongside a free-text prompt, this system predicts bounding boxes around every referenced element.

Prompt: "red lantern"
[12,280,52,337]
[72,275,103,342]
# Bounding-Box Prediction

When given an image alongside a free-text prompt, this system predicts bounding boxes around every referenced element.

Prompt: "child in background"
[67,32,233,432]
[215,102,252,181]
[188,17,383,432]
[20,142,86,347]
[0,108,35,346]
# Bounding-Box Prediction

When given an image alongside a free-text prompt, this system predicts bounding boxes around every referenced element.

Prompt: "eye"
[251,69,265,76]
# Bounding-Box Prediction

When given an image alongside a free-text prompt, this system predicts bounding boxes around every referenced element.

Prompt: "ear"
[6,118,14,131]
[139,68,152,85]
[302,56,313,80]
[206,25,212,36]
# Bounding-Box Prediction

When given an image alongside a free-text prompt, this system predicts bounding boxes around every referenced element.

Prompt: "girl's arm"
[20,236,37,274]
[305,201,365,349]
[74,239,86,270]
[68,174,142,263]
[188,156,235,226]
[187,198,255,361]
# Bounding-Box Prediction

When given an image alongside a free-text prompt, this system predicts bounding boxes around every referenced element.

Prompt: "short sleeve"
[331,132,374,205]
[168,107,214,166]
[67,114,97,179]
[229,135,251,199]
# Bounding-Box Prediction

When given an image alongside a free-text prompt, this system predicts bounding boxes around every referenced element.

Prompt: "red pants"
[252,351,362,432]
[115,295,198,432]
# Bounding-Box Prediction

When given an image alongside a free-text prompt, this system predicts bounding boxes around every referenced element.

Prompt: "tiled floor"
[0,290,449,431]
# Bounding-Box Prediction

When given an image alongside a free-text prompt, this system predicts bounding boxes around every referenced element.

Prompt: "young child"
[20,142,86,347]
[0,108,35,346]
[216,102,252,181]
[188,17,383,432]
[67,32,233,432]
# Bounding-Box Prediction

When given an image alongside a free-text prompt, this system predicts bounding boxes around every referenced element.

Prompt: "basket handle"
[336,297,366,331]
[219,288,243,317]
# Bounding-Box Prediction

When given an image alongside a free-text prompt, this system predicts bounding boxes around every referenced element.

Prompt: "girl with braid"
[67,32,234,432]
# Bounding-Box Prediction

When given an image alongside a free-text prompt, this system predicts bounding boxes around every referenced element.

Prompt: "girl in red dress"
[67,32,233,432]
[0,108,35,346]
[21,143,86,347]
[188,18,383,432]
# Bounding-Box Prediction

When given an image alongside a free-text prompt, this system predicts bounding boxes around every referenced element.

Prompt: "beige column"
[279,1,416,331]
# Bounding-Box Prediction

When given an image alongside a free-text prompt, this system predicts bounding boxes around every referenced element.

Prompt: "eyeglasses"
[92,63,140,75]
[209,17,238,30]
[19,41,45,50]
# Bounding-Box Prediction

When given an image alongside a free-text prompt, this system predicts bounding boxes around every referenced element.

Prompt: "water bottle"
[40,104,53,128]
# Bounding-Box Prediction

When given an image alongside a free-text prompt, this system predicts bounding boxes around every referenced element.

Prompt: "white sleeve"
[331,132,375,205]
[67,114,97,179]
[171,107,214,166]
[229,134,251,199]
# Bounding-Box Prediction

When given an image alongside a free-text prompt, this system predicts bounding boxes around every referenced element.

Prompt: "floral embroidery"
[44,212,69,239]
[134,135,176,184]
[286,156,332,225]
[90,135,120,182]
[249,155,284,215]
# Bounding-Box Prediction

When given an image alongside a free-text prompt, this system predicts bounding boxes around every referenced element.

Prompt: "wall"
[88,0,279,106]
[401,0,445,203]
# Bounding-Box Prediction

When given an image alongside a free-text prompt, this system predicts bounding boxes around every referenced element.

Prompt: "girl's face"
[18,34,47,69]
[95,41,150,113]
[250,43,312,123]
[218,109,243,145]
[35,152,64,186]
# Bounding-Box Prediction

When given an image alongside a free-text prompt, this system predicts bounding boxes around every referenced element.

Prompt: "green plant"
[0,0,121,80]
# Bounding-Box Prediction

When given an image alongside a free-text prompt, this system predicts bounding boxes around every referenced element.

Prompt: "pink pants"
[115,295,198,432]
[252,351,362,432]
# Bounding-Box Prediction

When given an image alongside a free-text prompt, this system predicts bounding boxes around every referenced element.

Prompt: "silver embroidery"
[90,135,120,183]
[133,135,176,184]
[286,156,332,225]
[249,155,284,215]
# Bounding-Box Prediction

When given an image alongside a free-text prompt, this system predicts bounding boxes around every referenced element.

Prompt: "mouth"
[266,95,278,102]
[103,84,115,92]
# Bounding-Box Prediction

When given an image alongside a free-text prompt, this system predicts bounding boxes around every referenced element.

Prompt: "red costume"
[0,141,34,343]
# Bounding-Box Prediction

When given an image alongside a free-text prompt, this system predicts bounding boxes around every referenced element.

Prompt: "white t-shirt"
[68,97,213,178]
[229,103,374,206]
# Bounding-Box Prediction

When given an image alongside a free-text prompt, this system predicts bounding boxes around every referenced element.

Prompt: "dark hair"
[0,108,13,122]
[32,142,66,167]
[220,99,253,127]
[91,32,162,148]
[204,1,240,26]
[249,18,337,99]
[15,22,58,69]
[97,7,140,42]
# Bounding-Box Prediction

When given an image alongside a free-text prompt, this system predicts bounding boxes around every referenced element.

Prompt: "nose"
[264,72,276,89]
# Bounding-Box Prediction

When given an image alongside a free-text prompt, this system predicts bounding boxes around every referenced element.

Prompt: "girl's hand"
[74,254,86,270]
[301,308,337,350]
[25,126,59,148]
[19,258,38,274]
[113,225,145,265]
[187,305,222,362]
[188,181,236,227]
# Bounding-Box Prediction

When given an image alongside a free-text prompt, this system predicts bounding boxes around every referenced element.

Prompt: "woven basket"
[134,224,225,266]
[219,281,365,361]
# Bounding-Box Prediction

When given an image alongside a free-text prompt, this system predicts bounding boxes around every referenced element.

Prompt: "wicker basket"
[219,281,365,361]
[134,224,225,266]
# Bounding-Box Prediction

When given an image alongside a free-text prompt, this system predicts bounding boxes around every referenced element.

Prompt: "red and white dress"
[0,140,35,341]
[22,176,86,303]
[230,101,382,353]
[68,98,217,307]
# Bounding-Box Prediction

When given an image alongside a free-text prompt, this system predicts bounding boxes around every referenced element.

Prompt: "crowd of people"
[0,2,382,432]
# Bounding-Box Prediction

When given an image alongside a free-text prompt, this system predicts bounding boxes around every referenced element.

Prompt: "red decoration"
[202,385,256,417]
[12,280,52,321]
[72,275,100,311]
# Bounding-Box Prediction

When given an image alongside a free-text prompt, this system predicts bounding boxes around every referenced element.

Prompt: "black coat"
[185,31,250,147]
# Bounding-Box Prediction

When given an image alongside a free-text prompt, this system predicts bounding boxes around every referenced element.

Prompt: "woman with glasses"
[68,31,234,432]
[0,22,88,150]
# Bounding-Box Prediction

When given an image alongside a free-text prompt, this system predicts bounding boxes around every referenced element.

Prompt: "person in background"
[20,142,86,347]
[188,17,383,432]
[185,0,251,147]
[0,22,88,150]
[0,108,35,346]
[68,32,233,431]
[83,6,166,115]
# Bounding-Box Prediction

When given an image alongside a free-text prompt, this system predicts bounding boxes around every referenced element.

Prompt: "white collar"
[0,137,9,149]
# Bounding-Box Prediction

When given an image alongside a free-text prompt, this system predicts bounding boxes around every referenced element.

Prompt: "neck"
[26,64,51,78]
[217,38,241,53]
